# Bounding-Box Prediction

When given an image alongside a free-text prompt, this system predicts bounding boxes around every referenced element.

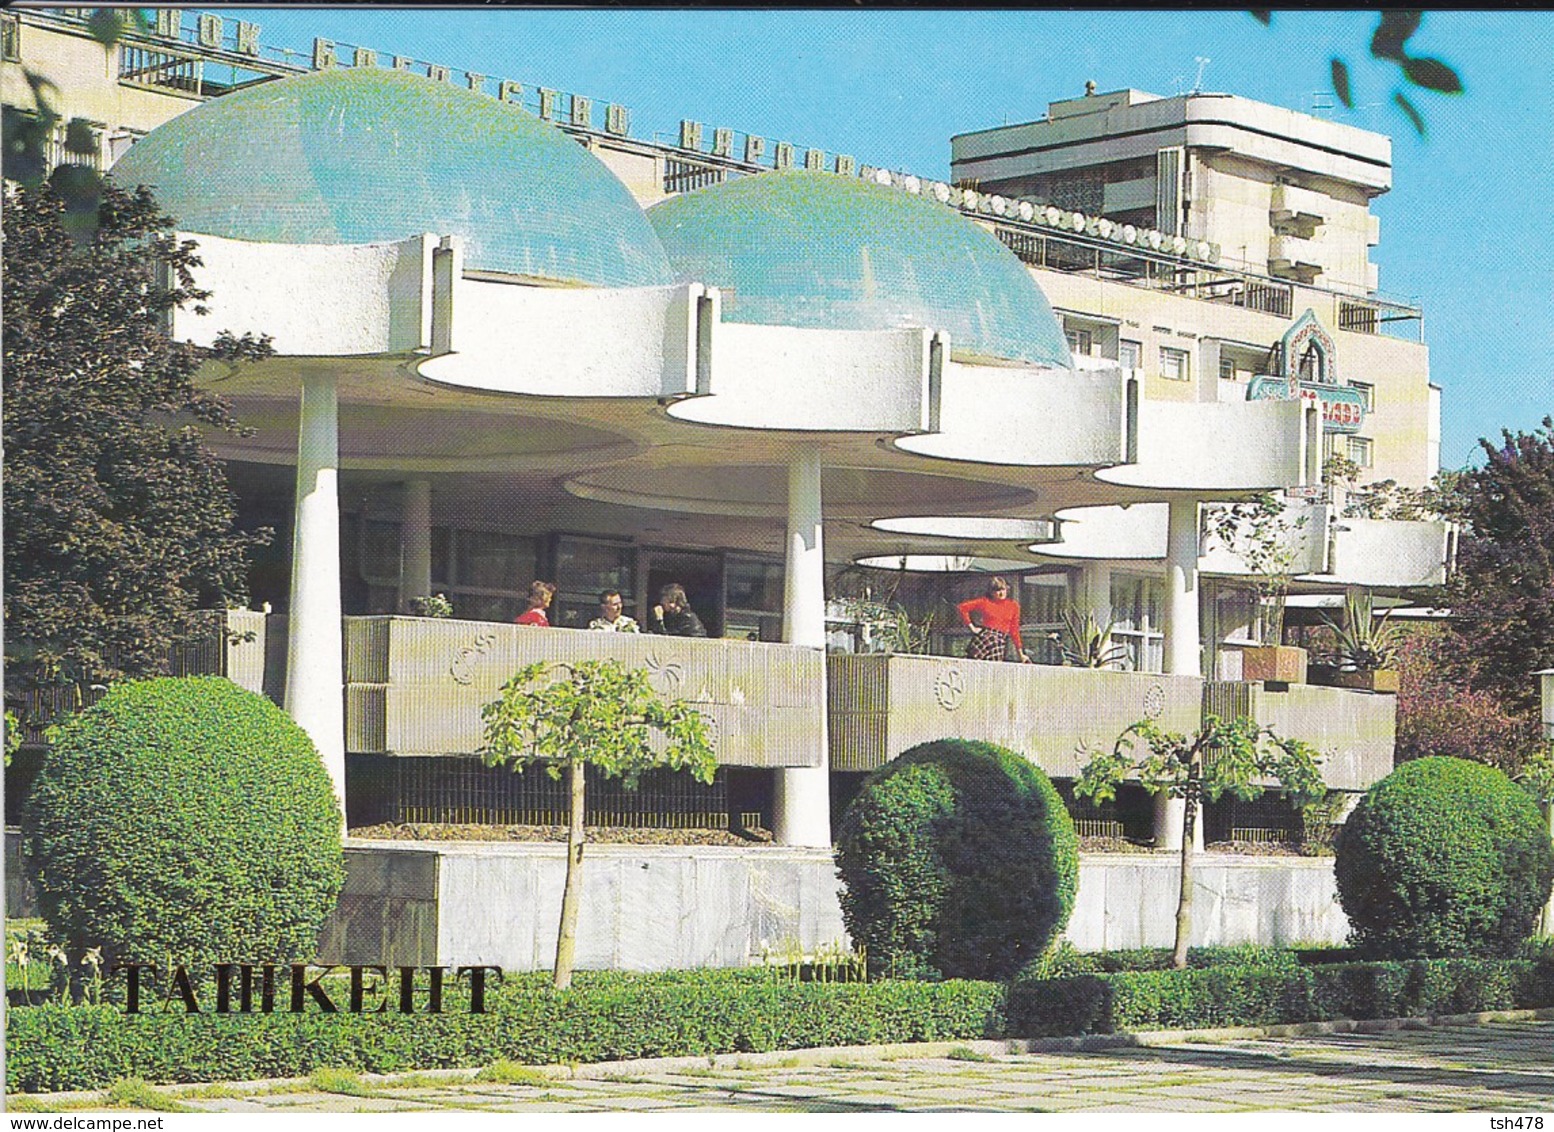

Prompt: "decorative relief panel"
[933,668,966,711]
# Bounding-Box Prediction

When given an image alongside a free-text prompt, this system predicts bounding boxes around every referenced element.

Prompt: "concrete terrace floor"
[12,1015,1554,1113]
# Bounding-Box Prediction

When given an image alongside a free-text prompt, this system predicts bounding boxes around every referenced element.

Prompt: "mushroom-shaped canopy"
[111,66,672,287]
[649,170,1070,368]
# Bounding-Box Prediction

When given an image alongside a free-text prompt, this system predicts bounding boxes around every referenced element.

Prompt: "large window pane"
[431,526,452,588]
[554,537,633,598]
[456,530,536,590]
[725,557,784,614]
[360,519,401,585]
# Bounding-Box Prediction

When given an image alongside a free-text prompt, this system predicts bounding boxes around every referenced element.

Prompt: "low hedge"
[14,958,1554,1093]
[6,971,1006,1093]
[1007,957,1554,1037]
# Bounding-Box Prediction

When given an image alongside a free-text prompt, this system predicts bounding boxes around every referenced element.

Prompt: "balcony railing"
[1204,680,1394,791]
[342,616,824,769]
[9,612,1394,793]
[828,654,1203,777]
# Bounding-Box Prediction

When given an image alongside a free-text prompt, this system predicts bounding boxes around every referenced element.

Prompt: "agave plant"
[1056,609,1130,669]
[1322,591,1404,672]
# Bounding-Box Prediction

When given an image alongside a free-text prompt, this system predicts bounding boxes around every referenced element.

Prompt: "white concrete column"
[284,372,347,823]
[1163,496,1202,678]
[1153,793,1204,852]
[399,478,432,612]
[1158,496,1202,849]
[774,444,831,848]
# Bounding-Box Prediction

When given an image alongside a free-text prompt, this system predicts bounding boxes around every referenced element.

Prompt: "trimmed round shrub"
[1335,756,1554,959]
[25,676,345,971]
[835,738,1079,981]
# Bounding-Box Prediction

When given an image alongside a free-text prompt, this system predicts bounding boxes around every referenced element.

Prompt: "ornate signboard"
[1246,309,1366,435]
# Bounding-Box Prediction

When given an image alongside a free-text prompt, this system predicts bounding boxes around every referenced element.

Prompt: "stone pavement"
[15,1015,1554,1113]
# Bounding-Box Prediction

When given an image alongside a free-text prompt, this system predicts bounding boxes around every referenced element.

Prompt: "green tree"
[1076,715,1325,969]
[1203,494,1308,646]
[1449,418,1554,717]
[3,183,272,717]
[481,659,716,990]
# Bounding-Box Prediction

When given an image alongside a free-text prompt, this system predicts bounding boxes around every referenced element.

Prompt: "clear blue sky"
[222,8,1552,471]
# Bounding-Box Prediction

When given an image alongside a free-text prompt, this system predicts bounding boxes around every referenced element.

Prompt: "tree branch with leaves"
[480,658,717,990]
[1251,10,1463,137]
[3,182,273,721]
[1076,714,1325,968]
[1204,494,1308,647]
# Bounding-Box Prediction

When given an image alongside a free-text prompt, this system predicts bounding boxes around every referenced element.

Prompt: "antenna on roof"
[1191,57,1211,94]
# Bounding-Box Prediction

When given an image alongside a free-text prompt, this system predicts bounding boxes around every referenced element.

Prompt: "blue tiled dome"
[111,67,672,287]
[649,171,1070,367]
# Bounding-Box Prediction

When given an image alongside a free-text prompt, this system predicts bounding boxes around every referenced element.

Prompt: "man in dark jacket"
[649,583,708,637]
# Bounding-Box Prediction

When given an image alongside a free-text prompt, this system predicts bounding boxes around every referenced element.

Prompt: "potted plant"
[1319,590,1403,693]
[407,592,454,618]
[1205,493,1310,685]
[1052,608,1129,669]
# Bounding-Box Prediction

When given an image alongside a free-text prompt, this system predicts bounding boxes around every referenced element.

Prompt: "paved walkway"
[15,1016,1554,1113]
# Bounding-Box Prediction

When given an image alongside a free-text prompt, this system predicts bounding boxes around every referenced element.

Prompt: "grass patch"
[178,1083,254,1100]
[306,1068,375,1097]
[944,1046,995,1063]
[372,1071,469,1091]
[103,1078,190,1112]
[472,1061,556,1087]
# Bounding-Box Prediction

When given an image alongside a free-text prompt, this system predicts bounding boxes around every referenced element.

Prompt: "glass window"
[1065,328,1093,357]
[1160,346,1190,382]
[456,593,523,624]
[456,530,535,590]
[1348,380,1375,411]
[1219,356,1237,381]
[551,537,634,629]
[1347,436,1374,468]
[1118,339,1142,370]
[725,557,784,614]
[360,519,401,586]
[1109,574,1163,673]
[554,537,633,598]
[2,14,20,63]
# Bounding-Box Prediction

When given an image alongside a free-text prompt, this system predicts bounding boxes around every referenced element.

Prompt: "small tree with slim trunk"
[480,659,716,990]
[1076,715,1325,969]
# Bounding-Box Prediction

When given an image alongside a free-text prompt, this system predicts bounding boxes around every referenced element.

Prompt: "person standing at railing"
[649,583,708,638]
[514,581,557,627]
[589,590,640,633]
[958,576,1032,663]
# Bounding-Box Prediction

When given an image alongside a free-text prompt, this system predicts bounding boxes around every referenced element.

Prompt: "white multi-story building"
[4,10,1452,852]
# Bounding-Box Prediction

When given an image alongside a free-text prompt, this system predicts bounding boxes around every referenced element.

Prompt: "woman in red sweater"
[514,580,556,626]
[958,576,1031,663]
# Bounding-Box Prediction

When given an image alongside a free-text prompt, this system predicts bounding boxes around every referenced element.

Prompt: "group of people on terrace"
[511,575,1030,663]
[513,581,708,637]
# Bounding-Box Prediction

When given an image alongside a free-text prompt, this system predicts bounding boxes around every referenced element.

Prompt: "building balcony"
[340,616,825,769]
[828,653,1203,778]
[1203,680,1394,791]
[1268,234,1323,284]
[15,611,1397,794]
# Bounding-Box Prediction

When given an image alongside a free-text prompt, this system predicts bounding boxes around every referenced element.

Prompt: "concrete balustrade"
[827,654,1203,777]
[1205,680,1396,791]
[156,612,1395,791]
[341,616,826,768]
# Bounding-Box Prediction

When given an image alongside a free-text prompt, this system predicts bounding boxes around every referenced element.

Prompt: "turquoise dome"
[649,171,1070,367]
[111,67,672,287]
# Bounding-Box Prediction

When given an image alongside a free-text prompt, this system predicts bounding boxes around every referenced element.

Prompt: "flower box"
[1329,668,1400,694]
[1241,645,1308,685]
